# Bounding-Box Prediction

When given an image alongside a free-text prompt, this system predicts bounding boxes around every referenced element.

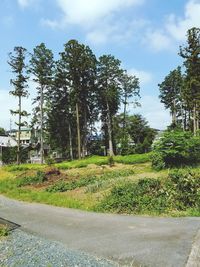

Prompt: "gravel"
[0,229,118,267]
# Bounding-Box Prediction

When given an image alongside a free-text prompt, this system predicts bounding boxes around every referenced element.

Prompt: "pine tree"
[8,46,29,164]
[158,66,184,127]
[61,40,97,159]
[97,55,123,156]
[29,43,54,163]
[179,27,200,135]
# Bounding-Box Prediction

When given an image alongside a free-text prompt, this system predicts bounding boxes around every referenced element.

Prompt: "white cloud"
[133,95,171,129]
[86,18,148,45]
[166,0,200,41]
[42,0,146,45]
[128,68,153,86]
[144,30,173,52]
[17,0,32,8]
[0,82,37,130]
[143,0,200,52]
[44,0,144,28]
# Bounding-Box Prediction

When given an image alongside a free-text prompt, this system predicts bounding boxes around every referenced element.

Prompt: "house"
[0,136,17,166]
[8,128,32,146]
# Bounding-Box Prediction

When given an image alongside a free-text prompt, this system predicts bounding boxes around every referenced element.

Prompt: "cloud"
[0,81,37,130]
[144,30,173,52]
[133,95,171,129]
[17,0,32,8]
[128,68,153,86]
[86,18,148,45]
[166,0,200,41]
[44,0,144,28]
[42,0,146,45]
[17,0,40,9]
[144,0,200,52]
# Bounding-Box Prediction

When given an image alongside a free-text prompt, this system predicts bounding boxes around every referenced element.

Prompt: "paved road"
[0,195,199,267]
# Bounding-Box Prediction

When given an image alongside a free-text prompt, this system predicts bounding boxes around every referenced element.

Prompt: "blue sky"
[0,0,200,130]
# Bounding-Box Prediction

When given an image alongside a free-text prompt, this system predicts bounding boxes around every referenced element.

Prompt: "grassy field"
[0,154,199,216]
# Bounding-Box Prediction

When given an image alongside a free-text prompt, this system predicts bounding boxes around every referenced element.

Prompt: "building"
[0,136,17,166]
[8,128,32,146]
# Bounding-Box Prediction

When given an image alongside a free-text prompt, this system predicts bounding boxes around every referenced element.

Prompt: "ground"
[0,195,199,267]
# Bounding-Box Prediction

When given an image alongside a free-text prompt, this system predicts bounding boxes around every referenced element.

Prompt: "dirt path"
[0,195,199,267]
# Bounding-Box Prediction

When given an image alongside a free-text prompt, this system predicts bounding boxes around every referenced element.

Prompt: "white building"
[0,136,17,166]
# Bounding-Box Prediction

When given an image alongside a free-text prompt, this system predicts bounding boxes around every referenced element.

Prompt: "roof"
[0,136,17,147]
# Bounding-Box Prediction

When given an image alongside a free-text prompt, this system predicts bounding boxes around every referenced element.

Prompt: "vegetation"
[0,154,199,217]
[152,130,200,169]
[0,224,9,238]
[97,168,200,215]
[8,46,29,165]
[159,27,200,134]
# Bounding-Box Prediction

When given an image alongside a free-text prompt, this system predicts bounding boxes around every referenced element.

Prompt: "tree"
[114,114,157,154]
[29,43,54,164]
[158,66,184,126]
[179,27,200,135]
[8,46,29,164]
[120,70,140,142]
[0,127,6,135]
[61,40,97,159]
[97,55,123,156]
[47,57,75,159]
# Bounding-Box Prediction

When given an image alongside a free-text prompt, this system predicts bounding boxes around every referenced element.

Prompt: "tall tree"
[120,70,140,139]
[179,27,200,135]
[29,43,54,163]
[97,55,123,156]
[8,46,29,164]
[61,40,97,159]
[158,66,184,126]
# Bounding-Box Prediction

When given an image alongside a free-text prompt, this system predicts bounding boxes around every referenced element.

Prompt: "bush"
[152,130,200,168]
[0,225,9,237]
[97,169,200,214]
[151,152,165,170]
[17,171,47,187]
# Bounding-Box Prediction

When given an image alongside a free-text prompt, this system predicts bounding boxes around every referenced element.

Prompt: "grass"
[0,153,199,217]
[0,224,9,238]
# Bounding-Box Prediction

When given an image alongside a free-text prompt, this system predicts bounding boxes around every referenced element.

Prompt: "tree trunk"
[17,96,21,165]
[40,86,44,164]
[82,109,88,158]
[68,120,73,160]
[193,104,197,136]
[123,93,127,138]
[76,102,81,159]
[106,101,114,156]
[172,99,177,124]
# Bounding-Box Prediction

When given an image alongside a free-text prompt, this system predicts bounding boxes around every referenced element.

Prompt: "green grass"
[0,153,199,217]
[3,154,151,172]
[46,169,135,193]
[0,224,9,238]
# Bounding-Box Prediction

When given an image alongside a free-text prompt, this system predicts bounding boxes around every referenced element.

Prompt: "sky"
[0,0,200,130]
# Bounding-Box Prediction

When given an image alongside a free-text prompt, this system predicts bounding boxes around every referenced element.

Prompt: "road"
[0,195,199,267]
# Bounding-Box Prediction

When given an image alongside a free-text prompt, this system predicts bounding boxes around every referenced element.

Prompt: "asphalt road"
[0,195,199,267]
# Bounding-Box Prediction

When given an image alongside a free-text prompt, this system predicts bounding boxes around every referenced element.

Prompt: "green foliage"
[98,168,200,214]
[45,157,55,166]
[0,225,9,237]
[108,156,114,167]
[151,152,165,170]
[17,171,47,187]
[152,130,200,168]
[46,169,135,193]
[114,153,151,164]
[114,114,156,154]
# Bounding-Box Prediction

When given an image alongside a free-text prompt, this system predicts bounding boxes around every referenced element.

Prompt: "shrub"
[97,169,200,214]
[152,130,200,168]
[151,152,165,170]
[0,225,9,237]
[17,171,47,187]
